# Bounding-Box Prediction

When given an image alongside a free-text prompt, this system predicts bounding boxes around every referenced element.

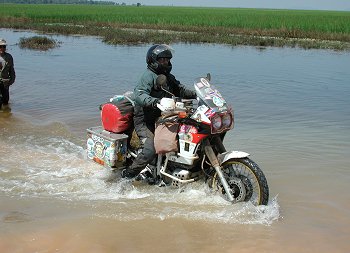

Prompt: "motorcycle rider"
[122,44,196,179]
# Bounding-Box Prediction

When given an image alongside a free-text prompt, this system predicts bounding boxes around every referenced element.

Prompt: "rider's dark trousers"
[0,82,9,105]
[127,106,156,176]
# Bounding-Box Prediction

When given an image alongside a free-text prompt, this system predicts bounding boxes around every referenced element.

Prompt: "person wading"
[0,38,16,112]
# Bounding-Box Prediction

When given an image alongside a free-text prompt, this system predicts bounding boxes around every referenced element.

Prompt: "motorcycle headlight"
[212,115,222,130]
[222,113,233,128]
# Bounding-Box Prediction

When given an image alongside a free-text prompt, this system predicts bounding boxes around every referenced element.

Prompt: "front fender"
[217,151,250,165]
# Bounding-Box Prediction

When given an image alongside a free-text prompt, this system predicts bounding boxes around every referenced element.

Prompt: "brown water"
[1,29,350,253]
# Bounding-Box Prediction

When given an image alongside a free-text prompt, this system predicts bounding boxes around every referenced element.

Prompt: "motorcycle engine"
[171,168,201,187]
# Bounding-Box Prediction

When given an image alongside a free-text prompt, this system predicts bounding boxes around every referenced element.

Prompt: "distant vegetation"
[1,4,350,50]
[19,36,59,50]
[2,0,127,5]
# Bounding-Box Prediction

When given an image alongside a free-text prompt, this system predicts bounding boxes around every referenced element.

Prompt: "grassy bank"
[1,4,350,50]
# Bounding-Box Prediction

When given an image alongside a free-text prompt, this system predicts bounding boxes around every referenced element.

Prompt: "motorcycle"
[87,74,269,206]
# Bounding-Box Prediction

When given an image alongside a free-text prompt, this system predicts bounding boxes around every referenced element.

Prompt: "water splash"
[0,132,280,225]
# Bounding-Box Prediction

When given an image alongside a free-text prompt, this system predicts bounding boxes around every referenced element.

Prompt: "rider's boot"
[133,165,155,185]
[121,168,137,179]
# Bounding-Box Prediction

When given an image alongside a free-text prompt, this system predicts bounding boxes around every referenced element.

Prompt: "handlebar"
[157,97,195,113]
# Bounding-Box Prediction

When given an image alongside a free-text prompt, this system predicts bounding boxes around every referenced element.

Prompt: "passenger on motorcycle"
[122,44,196,180]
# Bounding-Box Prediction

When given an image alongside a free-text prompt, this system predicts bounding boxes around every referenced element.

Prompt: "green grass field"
[1,4,350,49]
[2,4,349,33]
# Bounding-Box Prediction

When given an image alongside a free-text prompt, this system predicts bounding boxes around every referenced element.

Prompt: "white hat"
[0,39,7,46]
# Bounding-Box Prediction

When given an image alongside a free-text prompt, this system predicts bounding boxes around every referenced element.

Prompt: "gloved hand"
[152,99,160,108]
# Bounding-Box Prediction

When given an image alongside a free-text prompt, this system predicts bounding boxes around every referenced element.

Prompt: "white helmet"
[0,39,7,46]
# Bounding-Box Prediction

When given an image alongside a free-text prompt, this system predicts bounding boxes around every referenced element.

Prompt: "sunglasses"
[0,45,6,48]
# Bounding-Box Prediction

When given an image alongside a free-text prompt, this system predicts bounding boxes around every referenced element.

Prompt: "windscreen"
[193,77,229,113]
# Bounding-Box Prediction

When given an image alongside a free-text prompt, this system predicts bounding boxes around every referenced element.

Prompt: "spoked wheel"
[208,158,269,206]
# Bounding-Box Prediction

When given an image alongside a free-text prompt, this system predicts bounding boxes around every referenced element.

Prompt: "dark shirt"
[0,52,16,86]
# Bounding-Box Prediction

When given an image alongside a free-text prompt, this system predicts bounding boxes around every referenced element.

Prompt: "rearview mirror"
[155,74,167,90]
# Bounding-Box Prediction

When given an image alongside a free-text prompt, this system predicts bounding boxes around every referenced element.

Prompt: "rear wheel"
[209,158,269,205]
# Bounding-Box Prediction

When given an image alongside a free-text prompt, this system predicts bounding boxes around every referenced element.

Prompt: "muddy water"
[0,28,349,253]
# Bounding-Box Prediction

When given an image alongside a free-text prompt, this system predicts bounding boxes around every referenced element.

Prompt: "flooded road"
[0,28,350,252]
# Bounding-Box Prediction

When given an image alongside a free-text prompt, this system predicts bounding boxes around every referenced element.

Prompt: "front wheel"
[208,158,269,206]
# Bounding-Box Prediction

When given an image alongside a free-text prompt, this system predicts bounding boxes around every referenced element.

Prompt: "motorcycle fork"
[211,134,227,153]
[203,138,235,202]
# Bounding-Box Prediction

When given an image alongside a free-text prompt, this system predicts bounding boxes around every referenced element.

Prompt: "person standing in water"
[0,38,16,111]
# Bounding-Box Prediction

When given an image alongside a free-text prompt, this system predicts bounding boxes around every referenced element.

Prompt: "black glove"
[152,99,160,108]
